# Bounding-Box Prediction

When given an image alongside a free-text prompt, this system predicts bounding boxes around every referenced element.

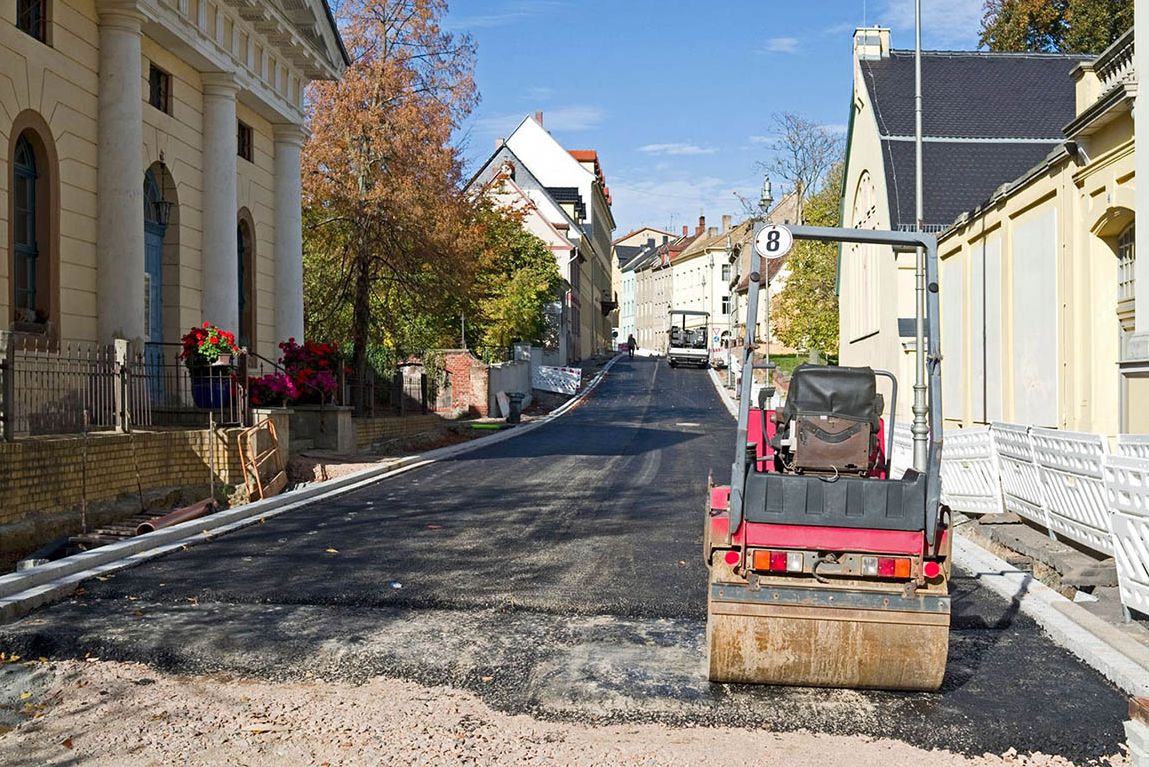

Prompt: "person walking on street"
[627,334,637,359]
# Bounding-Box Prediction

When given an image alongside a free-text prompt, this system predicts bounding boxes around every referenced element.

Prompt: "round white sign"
[754,224,794,260]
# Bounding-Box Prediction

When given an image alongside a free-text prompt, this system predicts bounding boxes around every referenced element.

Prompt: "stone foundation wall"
[0,428,245,562]
[353,414,443,451]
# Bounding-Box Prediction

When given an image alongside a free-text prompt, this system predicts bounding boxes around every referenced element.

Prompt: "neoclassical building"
[2,0,346,358]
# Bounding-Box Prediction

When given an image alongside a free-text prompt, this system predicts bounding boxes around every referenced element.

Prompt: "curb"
[707,367,739,418]
[701,366,1149,697]
[0,355,622,621]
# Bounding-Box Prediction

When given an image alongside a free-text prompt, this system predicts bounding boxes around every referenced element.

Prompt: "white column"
[1133,11,1149,359]
[96,1,145,341]
[273,124,306,343]
[200,72,239,332]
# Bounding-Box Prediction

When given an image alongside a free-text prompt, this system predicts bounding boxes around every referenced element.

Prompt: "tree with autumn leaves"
[980,0,1131,53]
[302,0,558,400]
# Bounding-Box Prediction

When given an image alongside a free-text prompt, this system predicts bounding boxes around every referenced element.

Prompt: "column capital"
[272,123,309,147]
[201,71,240,97]
[96,0,145,28]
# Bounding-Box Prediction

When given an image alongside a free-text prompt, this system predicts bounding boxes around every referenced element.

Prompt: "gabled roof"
[465,143,585,239]
[859,49,1089,229]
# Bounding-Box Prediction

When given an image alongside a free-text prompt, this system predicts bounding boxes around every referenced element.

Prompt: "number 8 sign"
[754,224,794,260]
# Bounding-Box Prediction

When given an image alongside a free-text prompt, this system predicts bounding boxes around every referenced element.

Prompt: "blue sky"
[447,0,984,236]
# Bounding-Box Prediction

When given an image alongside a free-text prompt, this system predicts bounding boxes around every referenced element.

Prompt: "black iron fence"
[0,333,439,441]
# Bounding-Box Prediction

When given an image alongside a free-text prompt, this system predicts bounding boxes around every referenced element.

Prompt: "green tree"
[772,162,844,359]
[979,0,1131,53]
[470,202,562,350]
[302,0,479,404]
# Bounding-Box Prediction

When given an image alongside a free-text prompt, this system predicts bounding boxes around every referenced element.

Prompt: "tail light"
[923,560,942,579]
[724,550,741,566]
[863,556,913,579]
[751,550,805,573]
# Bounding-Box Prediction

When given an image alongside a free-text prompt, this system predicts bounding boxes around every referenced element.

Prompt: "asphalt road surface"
[0,358,1130,762]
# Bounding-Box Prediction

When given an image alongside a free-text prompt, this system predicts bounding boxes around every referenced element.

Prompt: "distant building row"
[612,191,799,360]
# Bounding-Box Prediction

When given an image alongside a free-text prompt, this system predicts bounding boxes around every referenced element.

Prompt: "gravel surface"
[0,660,1124,767]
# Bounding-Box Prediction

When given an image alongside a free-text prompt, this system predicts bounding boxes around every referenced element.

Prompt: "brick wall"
[439,350,489,417]
[0,428,245,530]
[353,414,443,451]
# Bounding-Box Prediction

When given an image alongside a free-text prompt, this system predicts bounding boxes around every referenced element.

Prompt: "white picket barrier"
[1030,427,1112,555]
[1118,433,1149,459]
[940,427,1003,515]
[888,423,913,480]
[1103,455,1149,616]
[991,422,1049,528]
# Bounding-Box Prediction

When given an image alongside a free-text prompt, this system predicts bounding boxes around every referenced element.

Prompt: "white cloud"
[639,143,718,157]
[609,173,761,235]
[817,123,848,135]
[527,85,554,101]
[445,1,568,30]
[749,135,781,145]
[880,0,982,47]
[470,105,605,139]
[542,105,606,132]
[762,37,799,54]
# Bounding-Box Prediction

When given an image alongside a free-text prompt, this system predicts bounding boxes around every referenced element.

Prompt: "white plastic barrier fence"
[532,365,582,395]
[1103,456,1149,615]
[1118,433,1149,459]
[991,422,1048,528]
[939,427,1003,515]
[888,423,913,480]
[1030,427,1112,555]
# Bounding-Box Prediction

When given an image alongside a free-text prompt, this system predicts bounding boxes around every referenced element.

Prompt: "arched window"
[13,135,39,320]
[237,218,255,351]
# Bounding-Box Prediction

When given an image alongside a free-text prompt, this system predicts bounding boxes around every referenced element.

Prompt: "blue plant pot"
[190,370,233,409]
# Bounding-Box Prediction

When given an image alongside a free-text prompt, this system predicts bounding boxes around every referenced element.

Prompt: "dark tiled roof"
[860,49,1089,229]
[862,50,1089,139]
[546,186,587,221]
[882,140,1057,229]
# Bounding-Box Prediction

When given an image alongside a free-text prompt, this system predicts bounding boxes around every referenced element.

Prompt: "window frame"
[237,121,253,163]
[148,64,172,114]
[16,0,48,43]
[13,135,39,316]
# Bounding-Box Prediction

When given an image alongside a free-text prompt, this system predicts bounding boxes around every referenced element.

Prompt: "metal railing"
[0,334,439,440]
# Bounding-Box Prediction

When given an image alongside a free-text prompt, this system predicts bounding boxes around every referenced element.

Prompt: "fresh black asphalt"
[0,357,1130,761]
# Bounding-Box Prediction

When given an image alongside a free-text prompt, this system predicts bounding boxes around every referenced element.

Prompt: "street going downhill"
[0,358,1130,764]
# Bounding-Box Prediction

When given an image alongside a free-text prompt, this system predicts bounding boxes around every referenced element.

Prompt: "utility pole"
[911,0,929,473]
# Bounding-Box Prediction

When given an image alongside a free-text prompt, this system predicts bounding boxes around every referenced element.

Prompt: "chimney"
[682,225,689,236]
[708,226,718,237]
[696,215,706,236]
[534,111,544,126]
[495,138,504,149]
[722,214,732,233]
[853,27,890,61]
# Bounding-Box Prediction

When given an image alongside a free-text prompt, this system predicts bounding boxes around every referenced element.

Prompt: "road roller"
[704,224,950,691]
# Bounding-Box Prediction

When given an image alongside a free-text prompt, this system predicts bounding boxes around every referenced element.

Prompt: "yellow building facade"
[1,0,344,359]
[939,30,1139,435]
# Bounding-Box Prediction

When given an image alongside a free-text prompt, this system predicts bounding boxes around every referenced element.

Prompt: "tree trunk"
[351,243,371,414]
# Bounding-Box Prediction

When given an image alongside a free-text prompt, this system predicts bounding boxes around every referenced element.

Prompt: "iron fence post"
[1,333,13,441]
[237,352,250,426]
[420,373,428,415]
[114,338,130,433]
